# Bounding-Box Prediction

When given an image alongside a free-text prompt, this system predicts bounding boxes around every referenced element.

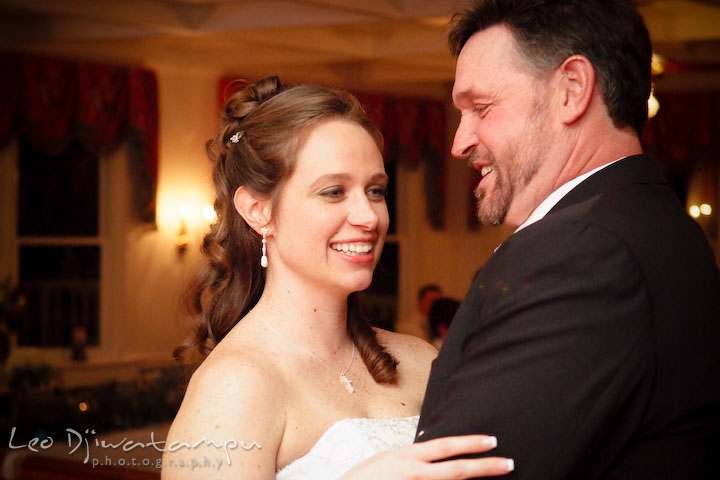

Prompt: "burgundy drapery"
[355,93,447,229]
[0,52,158,224]
[642,92,720,173]
[642,91,720,206]
[218,77,447,229]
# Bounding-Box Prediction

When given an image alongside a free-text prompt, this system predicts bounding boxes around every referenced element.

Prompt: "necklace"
[261,318,356,393]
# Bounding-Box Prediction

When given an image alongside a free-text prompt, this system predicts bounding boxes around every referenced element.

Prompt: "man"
[417,1,720,478]
[396,284,442,340]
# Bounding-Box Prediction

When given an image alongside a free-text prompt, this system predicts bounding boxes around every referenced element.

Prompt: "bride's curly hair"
[174,76,398,383]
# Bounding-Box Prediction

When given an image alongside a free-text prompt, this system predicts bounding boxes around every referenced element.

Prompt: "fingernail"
[505,459,515,471]
[483,436,497,448]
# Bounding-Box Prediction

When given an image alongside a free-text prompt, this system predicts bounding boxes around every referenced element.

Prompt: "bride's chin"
[342,276,374,294]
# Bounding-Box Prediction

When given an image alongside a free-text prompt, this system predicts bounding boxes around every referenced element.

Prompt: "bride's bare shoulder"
[163,344,285,478]
[194,345,280,390]
[374,327,436,353]
[181,336,288,418]
[373,327,437,371]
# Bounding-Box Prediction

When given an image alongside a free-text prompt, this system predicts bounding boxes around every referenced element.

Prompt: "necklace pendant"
[340,373,354,393]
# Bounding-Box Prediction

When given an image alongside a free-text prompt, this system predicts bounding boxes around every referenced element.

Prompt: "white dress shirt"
[515,158,624,233]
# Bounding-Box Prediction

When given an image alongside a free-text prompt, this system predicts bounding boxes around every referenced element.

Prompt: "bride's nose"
[347,194,379,230]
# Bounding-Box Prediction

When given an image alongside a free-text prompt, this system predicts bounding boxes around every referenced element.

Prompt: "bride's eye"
[320,187,345,199]
[367,186,387,200]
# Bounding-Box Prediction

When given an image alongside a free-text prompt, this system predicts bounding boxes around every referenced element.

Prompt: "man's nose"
[451,115,478,159]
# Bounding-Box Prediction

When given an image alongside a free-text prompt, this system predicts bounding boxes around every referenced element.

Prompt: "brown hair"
[174,76,398,383]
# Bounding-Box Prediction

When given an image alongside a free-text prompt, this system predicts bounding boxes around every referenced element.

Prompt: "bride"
[162,77,513,479]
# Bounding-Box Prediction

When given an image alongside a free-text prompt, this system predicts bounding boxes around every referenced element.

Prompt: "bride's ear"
[233,186,272,234]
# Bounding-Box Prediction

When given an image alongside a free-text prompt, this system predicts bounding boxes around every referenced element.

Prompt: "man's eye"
[473,104,490,118]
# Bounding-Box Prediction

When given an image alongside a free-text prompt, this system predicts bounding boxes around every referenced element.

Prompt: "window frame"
[0,139,128,363]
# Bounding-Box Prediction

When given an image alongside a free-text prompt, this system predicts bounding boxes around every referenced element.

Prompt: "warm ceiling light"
[689,205,701,218]
[700,204,712,216]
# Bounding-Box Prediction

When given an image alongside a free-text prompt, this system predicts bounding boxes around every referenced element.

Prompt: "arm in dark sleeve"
[418,223,655,479]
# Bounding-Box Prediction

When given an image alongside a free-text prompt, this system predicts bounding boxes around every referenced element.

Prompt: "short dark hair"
[418,284,442,302]
[428,297,461,338]
[448,0,652,136]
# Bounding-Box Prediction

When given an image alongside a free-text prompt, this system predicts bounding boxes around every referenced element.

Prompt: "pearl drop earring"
[260,227,269,268]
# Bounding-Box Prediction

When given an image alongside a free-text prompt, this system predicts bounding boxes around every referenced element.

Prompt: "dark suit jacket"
[417,155,720,479]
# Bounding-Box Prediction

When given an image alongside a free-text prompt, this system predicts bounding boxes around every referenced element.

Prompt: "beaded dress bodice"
[276,416,419,480]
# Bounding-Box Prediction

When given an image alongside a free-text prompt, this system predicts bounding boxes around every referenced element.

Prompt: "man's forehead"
[452,85,486,106]
[452,27,536,104]
[459,25,515,59]
[452,51,498,105]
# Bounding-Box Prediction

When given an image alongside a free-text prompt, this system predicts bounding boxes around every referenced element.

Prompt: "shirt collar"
[514,158,623,233]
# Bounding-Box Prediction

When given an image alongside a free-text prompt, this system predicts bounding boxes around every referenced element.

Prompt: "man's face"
[451,25,554,227]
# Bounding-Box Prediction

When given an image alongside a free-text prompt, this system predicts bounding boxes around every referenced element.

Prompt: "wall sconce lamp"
[176,204,217,255]
[648,88,660,119]
[689,203,713,219]
[176,205,191,255]
[648,53,664,119]
[651,53,665,77]
[202,205,218,223]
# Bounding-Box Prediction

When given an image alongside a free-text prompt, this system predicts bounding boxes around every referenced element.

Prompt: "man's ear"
[555,55,595,125]
[233,186,271,234]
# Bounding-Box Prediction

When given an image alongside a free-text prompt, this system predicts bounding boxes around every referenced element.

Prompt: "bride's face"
[269,118,389,295]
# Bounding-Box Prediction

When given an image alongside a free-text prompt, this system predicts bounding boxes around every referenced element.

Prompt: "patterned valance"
[0,52,158,224]
[355,93,446,229]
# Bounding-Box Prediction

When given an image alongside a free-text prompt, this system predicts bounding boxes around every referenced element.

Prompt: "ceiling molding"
[1,0,718,90]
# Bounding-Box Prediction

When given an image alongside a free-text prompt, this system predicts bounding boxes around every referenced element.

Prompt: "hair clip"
[230,131,243,143]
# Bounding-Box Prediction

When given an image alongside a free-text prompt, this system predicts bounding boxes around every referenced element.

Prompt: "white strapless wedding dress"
[276,416,419,480]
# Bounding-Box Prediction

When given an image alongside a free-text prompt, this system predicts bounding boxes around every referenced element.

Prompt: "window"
[16,140,101,347]
[364,161,399,330]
